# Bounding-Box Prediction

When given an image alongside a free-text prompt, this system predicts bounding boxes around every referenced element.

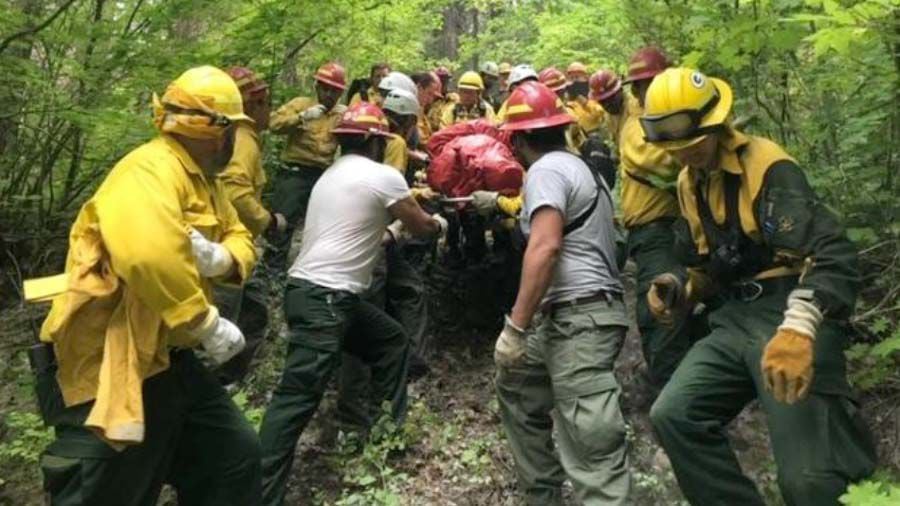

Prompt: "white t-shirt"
[288,154,410,293]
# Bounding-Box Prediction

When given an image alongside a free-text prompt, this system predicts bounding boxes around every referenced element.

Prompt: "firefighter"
[264,62,347,274]
[642,66,876,506]
[439,70,496,129]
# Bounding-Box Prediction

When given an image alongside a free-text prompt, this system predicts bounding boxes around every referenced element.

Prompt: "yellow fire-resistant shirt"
[384,133,409,175]
[38,135,256,445]
[270,97,346,168]
[439,100,495,130]
[615,99,681,228]
[567,99,607,136]
[218,122,270,237]
[350,86,383,107]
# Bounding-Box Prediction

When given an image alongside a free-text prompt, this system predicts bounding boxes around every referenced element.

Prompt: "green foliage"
[0,411,53,466]
[841,476,900,506]
[333,402,413,506]
[846,324,900,390]
[231,390,265,431]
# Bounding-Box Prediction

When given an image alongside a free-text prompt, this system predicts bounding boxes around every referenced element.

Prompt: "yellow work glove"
[494,315,527,368]
[761,291,823,404]
[646,273,685,327]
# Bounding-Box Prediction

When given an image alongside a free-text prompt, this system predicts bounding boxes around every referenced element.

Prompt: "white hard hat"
[378,71,417,96]
[480,61,499,77]
[382,88,420,116]
[508,64,539,88]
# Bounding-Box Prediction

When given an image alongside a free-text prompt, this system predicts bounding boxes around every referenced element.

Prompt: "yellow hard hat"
[457,71,485,91]
[154,66,251,139]
[498,62,512,75]
[640,67,733,150]
[170,66,251,122]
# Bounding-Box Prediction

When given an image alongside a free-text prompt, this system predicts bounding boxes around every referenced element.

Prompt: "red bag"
[427,134,523,198]
[426,119,512,157]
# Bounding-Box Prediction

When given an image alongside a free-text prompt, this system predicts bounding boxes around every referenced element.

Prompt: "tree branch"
[0,0,80,55]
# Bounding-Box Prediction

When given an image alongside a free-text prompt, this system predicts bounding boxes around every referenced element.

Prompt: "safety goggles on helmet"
[640,91,721,142]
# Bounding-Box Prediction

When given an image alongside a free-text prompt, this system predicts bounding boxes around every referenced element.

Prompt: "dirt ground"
[0,257,895,505]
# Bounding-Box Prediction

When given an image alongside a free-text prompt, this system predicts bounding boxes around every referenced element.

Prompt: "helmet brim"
[623,69,663,84]
[499,112,573,131]
[316,76,347,91]
[332,127,390,137]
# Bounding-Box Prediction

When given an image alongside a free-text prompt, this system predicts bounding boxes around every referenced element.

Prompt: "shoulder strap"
[563,166,611,236]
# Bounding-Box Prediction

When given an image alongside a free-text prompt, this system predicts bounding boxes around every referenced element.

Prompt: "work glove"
[431,213,449,237]
[646,273,685,327]
[384,219,411,245]
[471,191,499,217]
[189,228,234,278]
[190,306,245,365]
[761,291,822,404]
[494,315,527,368]
[413,169,428,184]
[300,104,327,122]
[411,187,439,202]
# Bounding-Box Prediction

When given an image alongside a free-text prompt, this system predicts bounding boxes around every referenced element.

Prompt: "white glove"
[431,213,448,236]
[270,212,288,234]
[189,228,234,278]
[300,104,327,121]
[471,191,499,217]
[494,315,527,368]
[385,219,412,245]
[190,307,245,365]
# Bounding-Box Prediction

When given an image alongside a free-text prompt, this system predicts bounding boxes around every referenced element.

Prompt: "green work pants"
[627,218,707,388]
[262,165,322,273]
[495,300,631,506]
[214,266,270,385]
[337,244,428,430]
[650,281,876,506]
[259,279,409,506]
[37,350,262,506]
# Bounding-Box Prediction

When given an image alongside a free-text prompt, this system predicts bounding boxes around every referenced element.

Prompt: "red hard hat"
[538,67,569,92]
[434,66,451,78]
[226,66,269,101]
[315,62,347,90]
[589,70,622,102]
[500,81,574,132]
[623,47,669,84]
[332,102,390,136]
[429,71,444,98]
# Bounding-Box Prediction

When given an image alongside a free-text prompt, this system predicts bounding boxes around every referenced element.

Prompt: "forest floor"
[0,255,897,505]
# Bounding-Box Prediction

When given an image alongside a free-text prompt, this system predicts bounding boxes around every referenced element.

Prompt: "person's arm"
[388,196,444,237]
[759,160,860,317]
[509,207,564,328]
[439,103,455,130]
[269,97,311,134]
[218,130,272,237]
[214,180,257,284]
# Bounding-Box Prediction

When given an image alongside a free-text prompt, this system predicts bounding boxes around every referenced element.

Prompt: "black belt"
[726,275,799,302]
[542,290,623,314]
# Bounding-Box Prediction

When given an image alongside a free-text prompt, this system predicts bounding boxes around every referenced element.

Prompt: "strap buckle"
[733,280,763,302]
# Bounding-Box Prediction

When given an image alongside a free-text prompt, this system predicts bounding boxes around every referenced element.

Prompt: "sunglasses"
[640,91,720,142]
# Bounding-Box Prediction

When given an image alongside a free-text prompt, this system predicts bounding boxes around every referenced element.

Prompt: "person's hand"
[408,150,430,163]
[300,104,327,121]
[761,292,822,404]
[412,187,439,202]
[188,228,234,278]
[471,191,499,217]
[494,315,527,368]
[385,219,411,245]
[268,212,287,234]
[431,213,448,237]
[646,273,685,326]
[189,307,245,365]
[761,329,814,404]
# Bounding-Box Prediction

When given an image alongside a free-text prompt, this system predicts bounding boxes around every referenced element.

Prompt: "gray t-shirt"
[520,150,622,304]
